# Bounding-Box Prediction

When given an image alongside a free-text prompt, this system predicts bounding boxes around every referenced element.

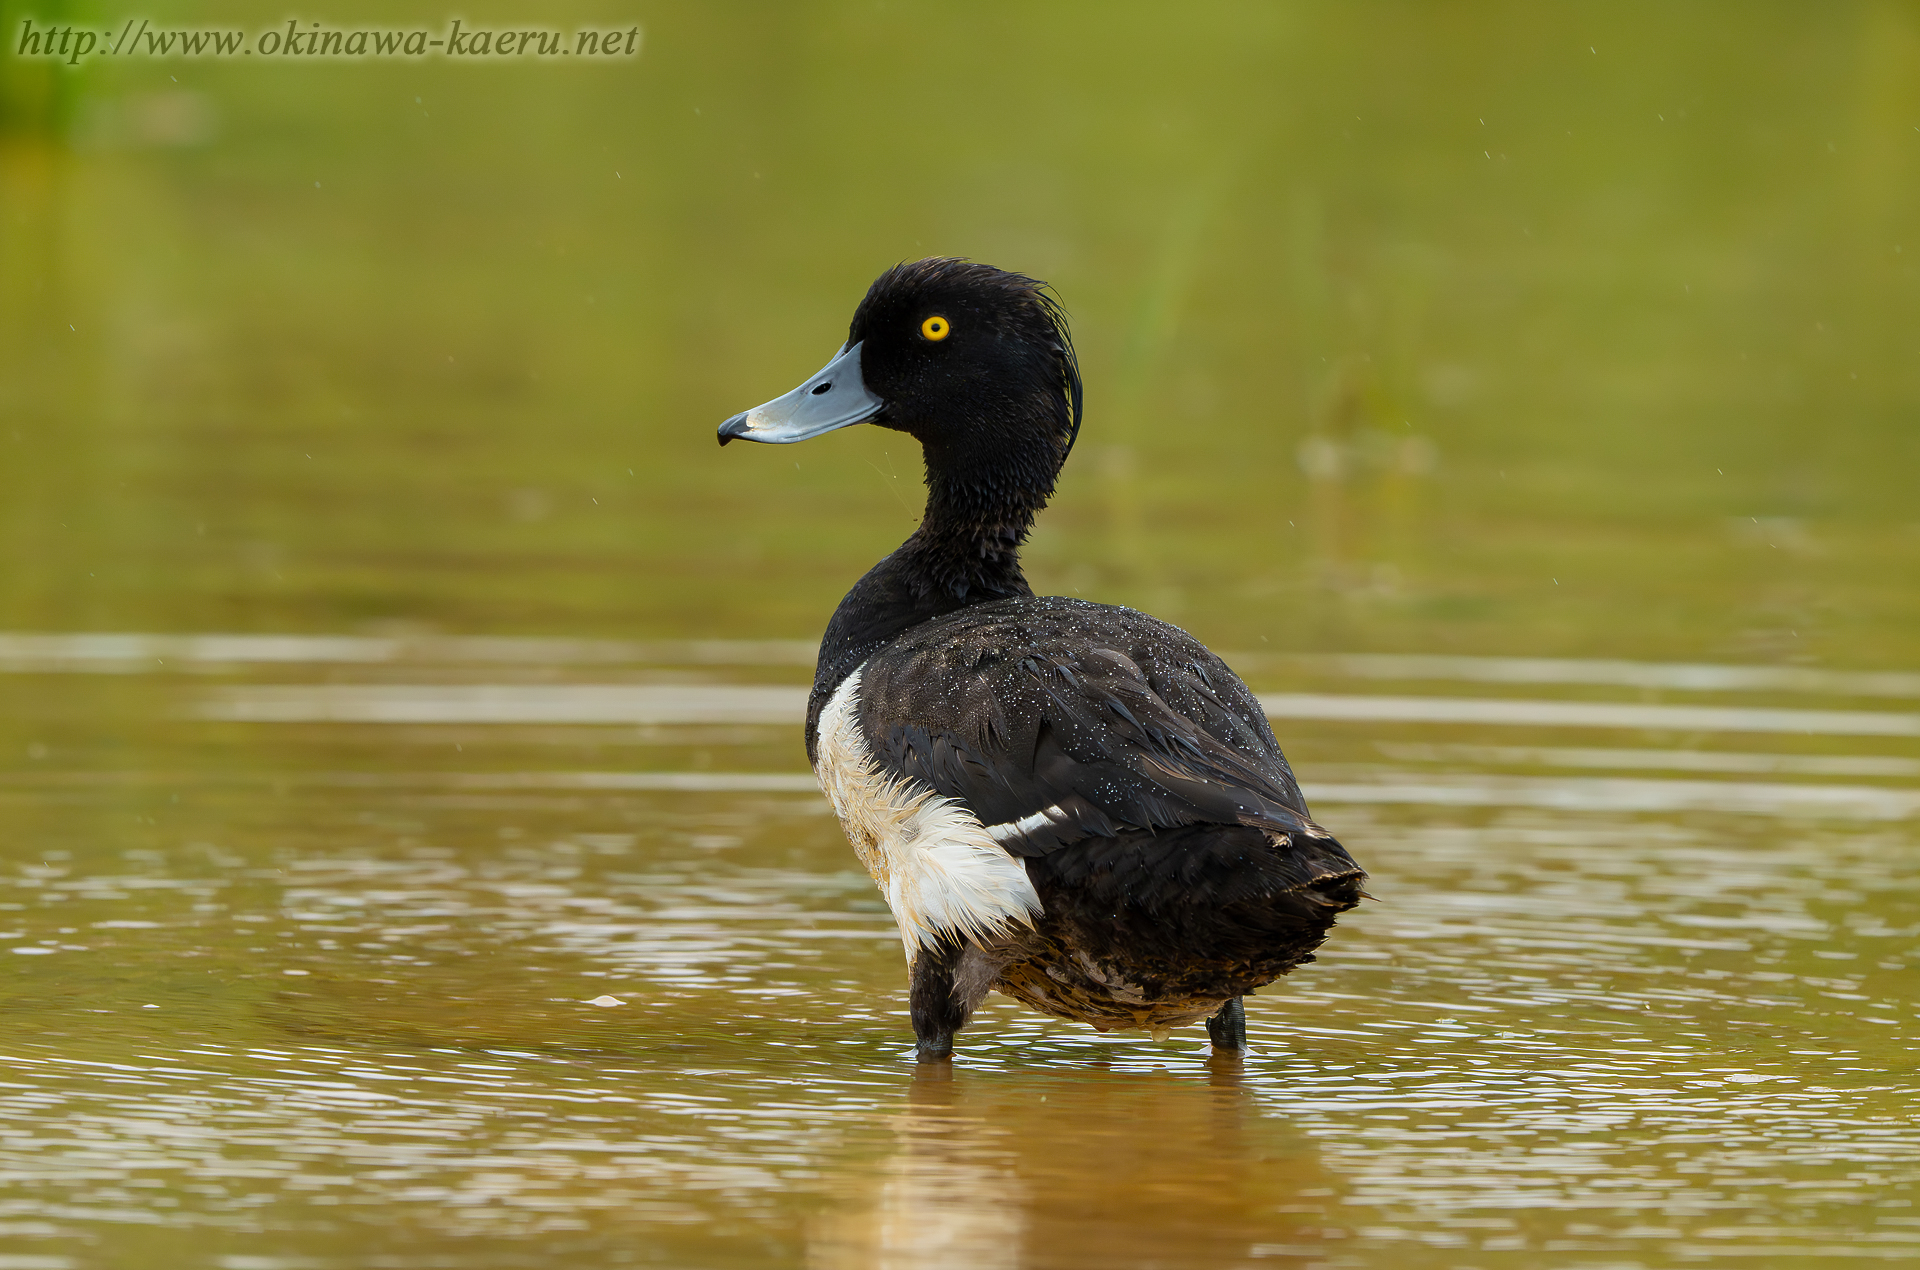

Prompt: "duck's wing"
[855,603,1324,858]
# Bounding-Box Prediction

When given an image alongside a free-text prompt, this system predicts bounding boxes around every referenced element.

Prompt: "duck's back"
[849,595,1317,856]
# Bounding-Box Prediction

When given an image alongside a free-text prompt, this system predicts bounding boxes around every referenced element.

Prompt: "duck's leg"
[1206,997,1247,1051]
[908,939,971,1061]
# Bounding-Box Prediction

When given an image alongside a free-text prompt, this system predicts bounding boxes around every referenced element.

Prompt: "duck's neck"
[805,447,1053,754]
[906,450,1050,601]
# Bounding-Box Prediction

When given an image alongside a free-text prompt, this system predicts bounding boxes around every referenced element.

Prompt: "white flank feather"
[816,667,1044,960]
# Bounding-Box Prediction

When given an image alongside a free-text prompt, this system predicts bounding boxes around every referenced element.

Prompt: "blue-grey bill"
[717,342,884,445]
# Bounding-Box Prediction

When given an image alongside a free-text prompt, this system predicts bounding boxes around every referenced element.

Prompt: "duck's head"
[719,258,1083,492]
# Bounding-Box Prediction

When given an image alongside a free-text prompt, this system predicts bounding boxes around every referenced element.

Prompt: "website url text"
[16,18,642,65]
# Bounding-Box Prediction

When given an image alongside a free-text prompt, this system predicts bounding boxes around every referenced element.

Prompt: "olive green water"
[3,3,1919,1267]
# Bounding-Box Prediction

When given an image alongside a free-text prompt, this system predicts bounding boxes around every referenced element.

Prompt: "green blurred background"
[3,0,1917,664]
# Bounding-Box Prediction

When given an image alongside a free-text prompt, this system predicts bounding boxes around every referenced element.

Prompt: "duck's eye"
[920,315,951,342]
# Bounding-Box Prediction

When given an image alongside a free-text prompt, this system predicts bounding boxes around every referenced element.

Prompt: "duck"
[718,258,1365,1061]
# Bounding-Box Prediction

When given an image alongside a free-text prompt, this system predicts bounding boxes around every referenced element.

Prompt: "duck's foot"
[909,939,971,1061]
[1206,997,1247,1051]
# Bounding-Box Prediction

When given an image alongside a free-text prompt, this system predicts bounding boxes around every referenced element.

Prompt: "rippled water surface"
[5,641,1918,1269]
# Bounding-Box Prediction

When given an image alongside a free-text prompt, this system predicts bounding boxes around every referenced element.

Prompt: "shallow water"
[5,642,1919,1269]
[6,4,1920,1266]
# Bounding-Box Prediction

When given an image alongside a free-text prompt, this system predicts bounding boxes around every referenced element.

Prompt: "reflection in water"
[811,1059,1328,1270]
[811,1066,1027,1270]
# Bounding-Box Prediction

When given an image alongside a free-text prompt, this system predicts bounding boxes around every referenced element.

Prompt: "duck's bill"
[717,341,884,446]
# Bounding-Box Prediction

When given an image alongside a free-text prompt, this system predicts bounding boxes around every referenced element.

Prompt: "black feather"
[854,595,1334,862]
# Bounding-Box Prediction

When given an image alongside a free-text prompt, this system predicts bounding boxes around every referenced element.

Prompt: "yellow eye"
[920,315,951,342]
